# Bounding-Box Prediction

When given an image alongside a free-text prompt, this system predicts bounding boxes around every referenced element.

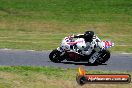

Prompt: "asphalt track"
[0,49,132,71]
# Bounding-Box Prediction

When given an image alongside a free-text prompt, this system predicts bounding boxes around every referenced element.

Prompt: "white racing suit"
[79,35,103,63]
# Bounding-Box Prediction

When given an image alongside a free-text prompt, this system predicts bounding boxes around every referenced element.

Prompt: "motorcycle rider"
[73,31,104,64]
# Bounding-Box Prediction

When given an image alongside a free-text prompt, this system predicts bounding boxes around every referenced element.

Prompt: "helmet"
[84,31,94,42]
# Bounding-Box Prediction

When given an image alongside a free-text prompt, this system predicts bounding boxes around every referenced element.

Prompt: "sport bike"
[49,35,114,65]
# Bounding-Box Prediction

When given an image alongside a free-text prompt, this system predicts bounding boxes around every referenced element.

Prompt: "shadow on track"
[61,61,107,66]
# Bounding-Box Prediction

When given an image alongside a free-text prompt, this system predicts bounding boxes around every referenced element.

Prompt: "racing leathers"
[74,34,103,63]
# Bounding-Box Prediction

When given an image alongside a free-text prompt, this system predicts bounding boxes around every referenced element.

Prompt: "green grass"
[0,0,131,52]
[0,66,131,88]
[0,0,132,23]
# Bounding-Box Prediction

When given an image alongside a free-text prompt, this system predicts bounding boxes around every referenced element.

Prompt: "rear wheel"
[49,49,63,63]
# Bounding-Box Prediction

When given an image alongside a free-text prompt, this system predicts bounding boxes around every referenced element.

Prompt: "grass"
[0,0,131,52]
[0,66,131,88]
[0,0,132,22]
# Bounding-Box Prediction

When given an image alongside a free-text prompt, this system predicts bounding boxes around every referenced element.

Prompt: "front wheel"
[49,49,63,63]
[95,50,110,64]
[101,50,110,63]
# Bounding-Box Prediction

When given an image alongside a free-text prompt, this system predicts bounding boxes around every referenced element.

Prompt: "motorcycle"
[49,35,114,65]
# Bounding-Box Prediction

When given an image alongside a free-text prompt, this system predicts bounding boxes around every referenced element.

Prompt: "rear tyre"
[49,49,63,63]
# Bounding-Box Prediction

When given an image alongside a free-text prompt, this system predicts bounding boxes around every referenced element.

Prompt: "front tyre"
[101,50,110,63]
[95,50,110,64]
[49,49,63,63]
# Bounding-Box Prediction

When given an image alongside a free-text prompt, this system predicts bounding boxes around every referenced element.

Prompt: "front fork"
[89,51,101,64]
